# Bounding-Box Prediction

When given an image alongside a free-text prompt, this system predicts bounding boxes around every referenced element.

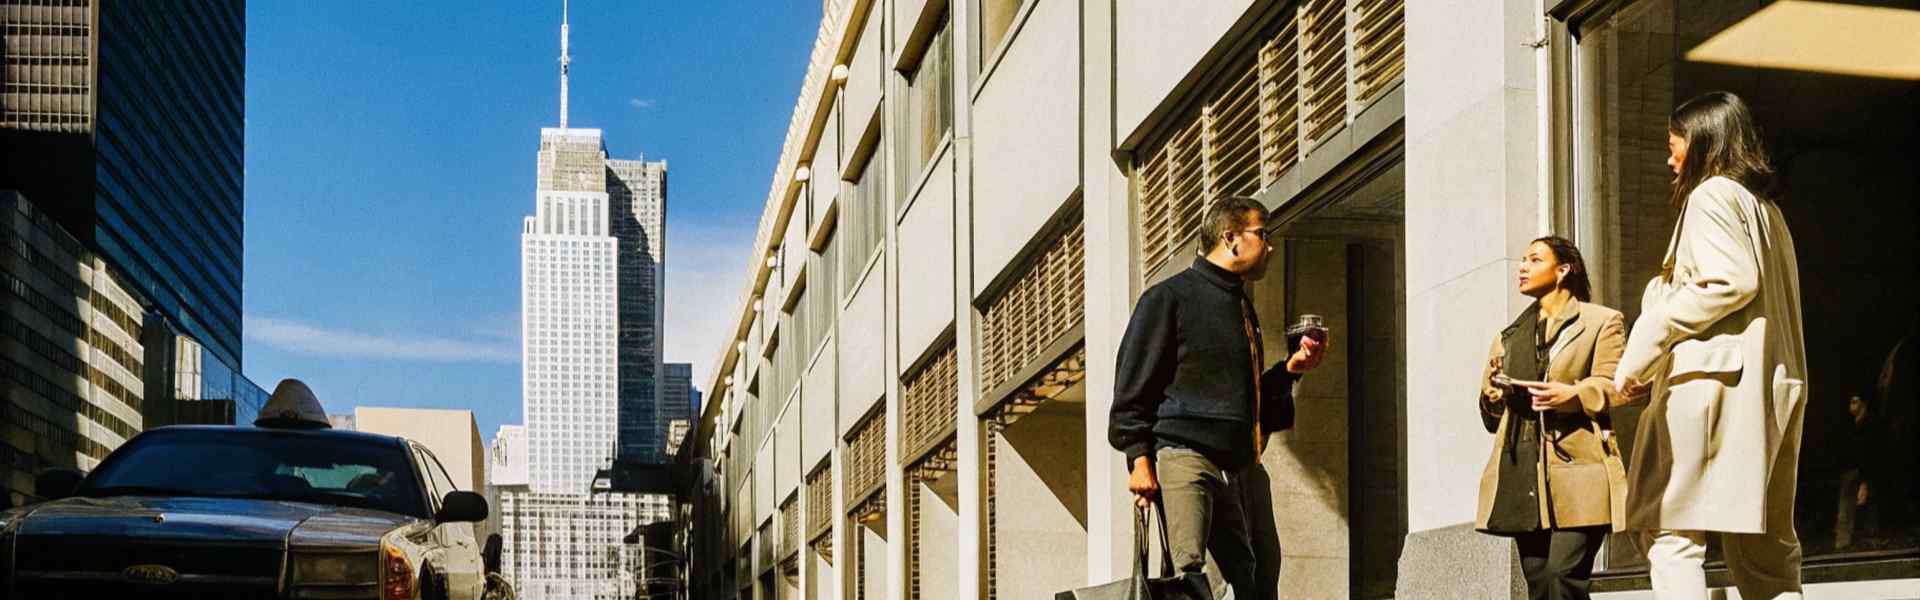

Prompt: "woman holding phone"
[1613,91,1808,600]
[1475,235,1628,600]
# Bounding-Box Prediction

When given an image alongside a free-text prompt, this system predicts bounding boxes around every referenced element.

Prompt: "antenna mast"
[559,0,570,128]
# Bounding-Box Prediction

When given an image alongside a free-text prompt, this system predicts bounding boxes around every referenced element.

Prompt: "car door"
[415,445,484,599]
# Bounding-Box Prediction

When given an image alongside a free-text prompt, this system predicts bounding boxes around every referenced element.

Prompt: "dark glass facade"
[91,0,245,370]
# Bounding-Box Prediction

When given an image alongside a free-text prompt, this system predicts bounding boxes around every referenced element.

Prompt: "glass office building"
[2,0,249,430]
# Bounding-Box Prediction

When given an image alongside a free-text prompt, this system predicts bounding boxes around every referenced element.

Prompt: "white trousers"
[1645,530,1803,600]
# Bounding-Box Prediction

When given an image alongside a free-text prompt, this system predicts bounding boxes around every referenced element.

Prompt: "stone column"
[1080,0,1139,588]
[1397,0,1544,598]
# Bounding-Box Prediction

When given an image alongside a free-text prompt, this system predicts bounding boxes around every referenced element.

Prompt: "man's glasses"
[1237,228,1271,243]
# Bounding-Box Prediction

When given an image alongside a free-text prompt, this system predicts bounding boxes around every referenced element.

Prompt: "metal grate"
[845,409,887,510]
[805,463,833,543]
[900,343,958,465]
[1301,0,1347,145]
[979,219,1086,397]
[1134,1,1405,278]
[985,425,999,600]
[1352,0,1405,105]
[780,495,800,562]
[1260,17,1301,187]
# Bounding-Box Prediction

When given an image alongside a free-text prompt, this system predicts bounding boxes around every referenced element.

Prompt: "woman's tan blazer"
[1615,176,1809,535]
[1475,299,1630,532]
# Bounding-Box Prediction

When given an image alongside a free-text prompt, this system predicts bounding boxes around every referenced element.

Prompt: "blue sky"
[243,2,820,442]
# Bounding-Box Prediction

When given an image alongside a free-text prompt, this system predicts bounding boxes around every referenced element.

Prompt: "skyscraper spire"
[559,0,570,128]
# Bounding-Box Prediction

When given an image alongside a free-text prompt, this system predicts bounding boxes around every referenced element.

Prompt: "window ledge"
[971,0,1044,103]
[1592,552,1920,593]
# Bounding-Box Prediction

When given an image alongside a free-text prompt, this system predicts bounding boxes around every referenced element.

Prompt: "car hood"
[15,496,417,548]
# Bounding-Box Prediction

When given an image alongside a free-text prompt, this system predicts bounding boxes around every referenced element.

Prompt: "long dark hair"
[1532,235,1591,302]
[1669,91,1775,209]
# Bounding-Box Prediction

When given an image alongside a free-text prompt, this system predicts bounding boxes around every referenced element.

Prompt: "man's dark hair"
[1531,235,1592,302]
[1196,195,1268,254]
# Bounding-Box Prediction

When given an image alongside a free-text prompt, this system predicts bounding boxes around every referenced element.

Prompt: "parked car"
[0,380,513,600]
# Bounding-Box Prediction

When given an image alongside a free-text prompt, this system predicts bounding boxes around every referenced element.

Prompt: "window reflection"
[1572,0,1920,569]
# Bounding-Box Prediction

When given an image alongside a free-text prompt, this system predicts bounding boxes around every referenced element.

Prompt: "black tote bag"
[1053,504,1211,600]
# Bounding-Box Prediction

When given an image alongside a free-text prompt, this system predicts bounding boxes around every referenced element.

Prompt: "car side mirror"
[435,491,488,523]
[35,468,86,500]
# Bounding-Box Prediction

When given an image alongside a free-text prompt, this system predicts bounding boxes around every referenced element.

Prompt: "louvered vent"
[806,463,833,543]
[1301,0,1347,145]
[901,344,959,464]
[1260,17,1301,183]
[1352,0,1405,105]
[844,409,886,511]
[1135,0,1404,278]
[980,221,1087,395]
[780,495,800,561]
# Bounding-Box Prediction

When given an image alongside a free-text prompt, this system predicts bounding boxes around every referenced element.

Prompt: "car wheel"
[418,566,445,600]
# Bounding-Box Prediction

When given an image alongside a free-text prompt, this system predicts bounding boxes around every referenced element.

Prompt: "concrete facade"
[677,0,1920,598]
[351,406,486,492]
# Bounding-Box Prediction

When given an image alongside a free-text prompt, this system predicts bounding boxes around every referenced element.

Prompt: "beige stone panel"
[778,396,802,500]
[968,0,1079,295]
[1402,263,1514,532]
[352,407,484,492]
[757,440,777,525]
[1111,0,1253,143]
[802,346,837,469]
[838,269,887,433]
[896,152,956,368]
[845,8,886,142]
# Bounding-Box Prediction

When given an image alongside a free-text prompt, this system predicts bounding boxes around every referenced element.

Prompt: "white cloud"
[628,98,657,110]
[246,316,519,363]
[663,223,756,386]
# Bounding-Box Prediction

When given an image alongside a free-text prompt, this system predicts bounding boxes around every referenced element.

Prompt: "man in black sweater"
[1109,196,1327,600]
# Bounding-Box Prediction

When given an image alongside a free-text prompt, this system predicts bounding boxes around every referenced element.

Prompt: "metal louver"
[901,344,959,465]
[979,220,1087,396]
[1134,0,1403,278]
[1353,0,1405,105]
[1301,0,1347,145]
[780,496,800,561]
[805,464,833,546]
[844,409,886,513]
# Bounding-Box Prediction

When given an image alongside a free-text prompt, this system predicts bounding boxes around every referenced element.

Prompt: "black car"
[0,420,508,600]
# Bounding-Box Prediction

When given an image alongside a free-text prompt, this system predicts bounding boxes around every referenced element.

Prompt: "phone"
[1491,375,1546,389]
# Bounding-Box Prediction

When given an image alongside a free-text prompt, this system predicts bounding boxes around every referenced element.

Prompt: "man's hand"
[1286,334,1330,374]
[1521,381,1581,413]
[1129,456,1159,509]
[1486,357,1506,405]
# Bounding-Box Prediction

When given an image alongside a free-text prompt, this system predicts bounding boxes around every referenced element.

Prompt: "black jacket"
[1108,257,1299,471]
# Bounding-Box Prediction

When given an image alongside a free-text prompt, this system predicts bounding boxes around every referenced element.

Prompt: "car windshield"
[79,429,428,518]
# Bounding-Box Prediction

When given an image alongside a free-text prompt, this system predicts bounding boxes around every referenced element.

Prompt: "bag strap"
[1132,505,1151,580]
[1152,499,1176,577]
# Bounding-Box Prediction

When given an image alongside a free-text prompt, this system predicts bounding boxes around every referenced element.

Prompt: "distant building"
[326,414,356,431]
[352,406,489,543]
[352,407,484,492]
[0,0,261,430]
[1,191,144,503]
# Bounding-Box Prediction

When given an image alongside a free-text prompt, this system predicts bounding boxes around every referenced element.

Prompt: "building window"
[902,13,953,197]
[841,136,888,296]
[977,0,1027,70]
[1563,0,1920,571]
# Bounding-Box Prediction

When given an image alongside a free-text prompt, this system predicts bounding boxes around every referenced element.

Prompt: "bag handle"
[1131,500,1178,578]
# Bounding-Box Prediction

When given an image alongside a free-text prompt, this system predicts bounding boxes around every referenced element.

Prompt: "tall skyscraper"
[499,4,669,598]
[609,158,666,464]
[657,362,694,457]
[1,0,263,428]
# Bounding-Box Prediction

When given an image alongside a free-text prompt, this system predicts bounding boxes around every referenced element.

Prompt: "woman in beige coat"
[1476,236,1628,600]
[1614,91,1809,600]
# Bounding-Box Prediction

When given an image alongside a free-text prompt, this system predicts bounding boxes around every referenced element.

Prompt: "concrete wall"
[353,407,484,492]
[967,0,1079,295]
[896,151,955,363]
